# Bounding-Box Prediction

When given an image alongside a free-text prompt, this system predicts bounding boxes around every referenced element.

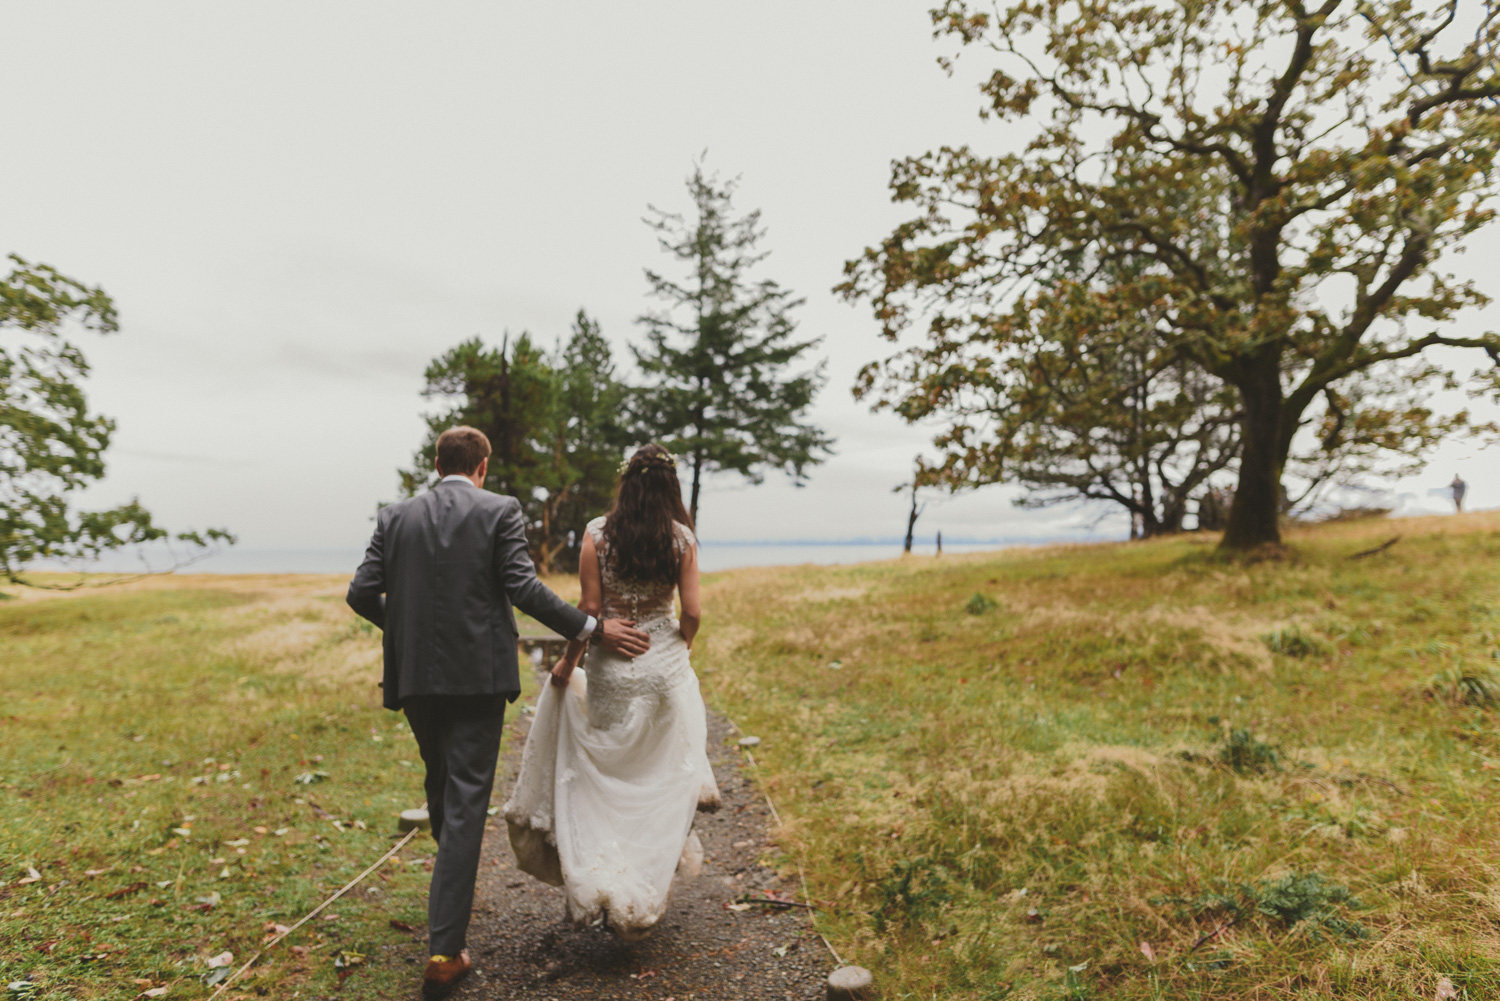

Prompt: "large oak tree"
[843,0,1500,549]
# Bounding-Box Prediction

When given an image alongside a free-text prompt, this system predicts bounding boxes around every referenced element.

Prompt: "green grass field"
[0,574,538,1000]
[694,512,1500,1000]
[3,512,1498,999]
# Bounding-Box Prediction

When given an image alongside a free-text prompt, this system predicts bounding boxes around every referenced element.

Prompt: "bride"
[503,443,721,939]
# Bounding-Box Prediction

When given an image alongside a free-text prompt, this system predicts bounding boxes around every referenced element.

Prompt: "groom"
[347,425,650,998]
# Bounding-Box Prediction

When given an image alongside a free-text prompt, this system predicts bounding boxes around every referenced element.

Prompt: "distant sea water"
[34,536,1117,577]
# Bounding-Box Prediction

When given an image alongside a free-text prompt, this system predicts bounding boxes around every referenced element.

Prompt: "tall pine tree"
[633,163,833,527]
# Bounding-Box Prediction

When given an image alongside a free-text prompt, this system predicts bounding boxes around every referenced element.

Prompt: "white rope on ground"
[722,713,847,969]
[207,815,424,999]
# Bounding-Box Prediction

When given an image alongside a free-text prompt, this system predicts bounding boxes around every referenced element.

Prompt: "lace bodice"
[586,516,695,624]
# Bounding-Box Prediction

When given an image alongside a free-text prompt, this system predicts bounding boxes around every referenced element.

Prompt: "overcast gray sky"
[3,2,1495,562]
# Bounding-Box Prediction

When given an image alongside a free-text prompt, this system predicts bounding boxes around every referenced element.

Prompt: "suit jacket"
[346,480,587,710]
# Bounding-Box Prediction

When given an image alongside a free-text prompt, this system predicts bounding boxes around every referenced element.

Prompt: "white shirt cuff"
[575,615,597,642]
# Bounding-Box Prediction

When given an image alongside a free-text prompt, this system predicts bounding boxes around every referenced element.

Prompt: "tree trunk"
[1221,358,1284,550]
[903,485,922,553]
[689,453,703,529]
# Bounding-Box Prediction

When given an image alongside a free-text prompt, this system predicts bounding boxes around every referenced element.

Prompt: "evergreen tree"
[633,162,833,527]
[538,311,634,572]
[402,315,630,572]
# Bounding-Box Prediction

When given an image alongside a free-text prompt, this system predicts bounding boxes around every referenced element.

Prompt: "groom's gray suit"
[347,477,588,956]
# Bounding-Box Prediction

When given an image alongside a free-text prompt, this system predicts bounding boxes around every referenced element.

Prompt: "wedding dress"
[503,516,720,940]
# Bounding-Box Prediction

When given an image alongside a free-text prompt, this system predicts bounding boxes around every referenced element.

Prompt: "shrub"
[965,592,998,615]
[1219,728,1281,774]
[1262,626,1328,658]
[1424,665,1500,706]
[1163,871,1368,943]
[874,855,954,932]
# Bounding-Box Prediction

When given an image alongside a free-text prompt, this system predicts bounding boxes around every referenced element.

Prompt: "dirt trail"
[423,709,833,1000]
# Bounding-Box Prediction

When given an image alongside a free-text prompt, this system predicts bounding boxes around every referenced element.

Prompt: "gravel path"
[410,705,833,1000]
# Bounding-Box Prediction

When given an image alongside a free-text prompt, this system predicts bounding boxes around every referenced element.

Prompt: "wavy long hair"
[601,443,694,586]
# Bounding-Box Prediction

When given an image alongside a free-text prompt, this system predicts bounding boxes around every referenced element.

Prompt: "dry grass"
[696,512,1500,1000]
[0,574,531,999]
[6,511,1498,999]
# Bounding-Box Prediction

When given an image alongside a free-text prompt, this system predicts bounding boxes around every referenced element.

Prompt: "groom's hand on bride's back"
[599,618,651,657]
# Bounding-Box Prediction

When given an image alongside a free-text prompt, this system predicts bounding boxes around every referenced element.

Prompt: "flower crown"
[618,450,678,475]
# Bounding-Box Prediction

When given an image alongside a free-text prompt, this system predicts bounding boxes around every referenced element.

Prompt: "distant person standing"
[1451,474,1468,513]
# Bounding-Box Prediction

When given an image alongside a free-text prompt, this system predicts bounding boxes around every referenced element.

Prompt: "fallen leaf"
[83,868,110,877]
[262,922,291,942]
[1436,977,1459,1000]
[333,951,365,969]
[225,839,249,847]
[726,902,751,912]
[141,990,168,999]
[195,892,221,907]
[290,945,309,959]
[105,882,149,899]
[389,920,420,935]
[1140,941,1156,962]
[206,951,233,968]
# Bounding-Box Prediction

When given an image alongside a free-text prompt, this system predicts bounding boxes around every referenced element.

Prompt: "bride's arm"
[550,535,604,687]
[677,542,701,649]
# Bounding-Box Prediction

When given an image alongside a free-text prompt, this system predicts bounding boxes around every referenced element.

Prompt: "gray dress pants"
[402,694,509,956]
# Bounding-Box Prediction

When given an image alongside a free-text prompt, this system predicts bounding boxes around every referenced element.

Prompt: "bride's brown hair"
[601,443,694,586]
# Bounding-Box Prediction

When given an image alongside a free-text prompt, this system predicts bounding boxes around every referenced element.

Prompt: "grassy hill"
[693,512,1500,1000]
[2,512,1498,999]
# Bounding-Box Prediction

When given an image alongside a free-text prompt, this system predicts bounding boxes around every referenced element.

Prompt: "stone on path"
[827,964,875,1000]
[398,808,430,832]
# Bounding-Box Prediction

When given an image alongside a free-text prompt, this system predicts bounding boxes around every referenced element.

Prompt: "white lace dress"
[503,517,720,940]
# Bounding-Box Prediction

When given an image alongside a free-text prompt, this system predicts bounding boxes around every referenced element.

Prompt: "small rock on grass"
[827,965,875,1000]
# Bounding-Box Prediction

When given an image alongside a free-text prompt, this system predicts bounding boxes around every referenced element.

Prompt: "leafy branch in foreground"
[1,254,234,587]
[843,0,1500,549]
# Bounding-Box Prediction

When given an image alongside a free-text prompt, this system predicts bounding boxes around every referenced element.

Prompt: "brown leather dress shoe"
[422,949,472,998]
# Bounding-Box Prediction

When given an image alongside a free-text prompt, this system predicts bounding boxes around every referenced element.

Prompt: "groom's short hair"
[435,426,491,476]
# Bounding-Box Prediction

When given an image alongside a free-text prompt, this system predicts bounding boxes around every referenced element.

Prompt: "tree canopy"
[402,313,631,573]
[843,0,1500,548]
[633,162,833,527]
[1,255,232,586]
